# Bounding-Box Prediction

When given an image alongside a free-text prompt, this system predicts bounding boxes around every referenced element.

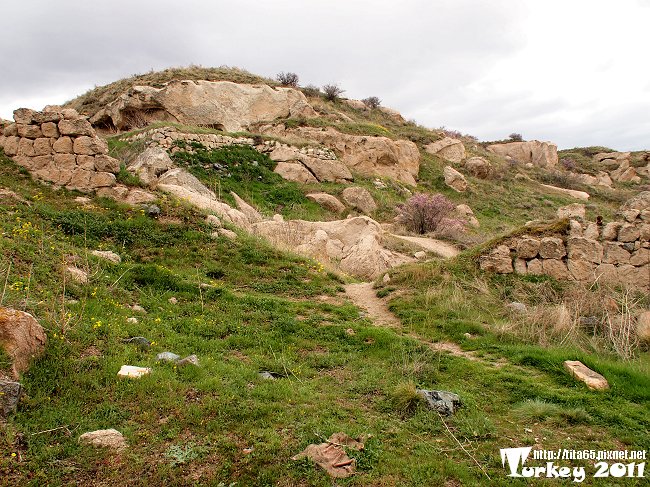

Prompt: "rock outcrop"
[443,166,467,192]
[463,156,492,179]
[0,108,120,192]
[306,193,346,213]
[261,126,420,186]
[424,137,465,163]
[488,140,558,168]
[341,187,377,214]
[90,80,318,132]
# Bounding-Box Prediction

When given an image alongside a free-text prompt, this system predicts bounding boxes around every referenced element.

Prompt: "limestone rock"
[637,311,650,343]
[454,204,479,227]
[73,136,108,155]
[0,307,47,379]
[424,137,465,163]
[443,165,467,192]
[299,155,353,183]
[231,192,263,223]
[463,156,492,179]
[91,80,318,132]
[13,108,36,125]
[618,224,640,242]
[416,389,461,416]
[568,259,595,281]
[58,118,94,137]
[273,161,318,183]
[567,237,602,263]
[52,136,73,154]
[66,266,88,284]
[557,203,586,220]
[540,184,589,200]
[539,237,566,259]
[117,365,151,378]
[94,155,120,173]
[341,187,377,214]
[277,127,420,186]
[488,140,558,168]
[306,193,346,213]
[516,238,540,259]
[620,192,650,212]
[479,245,513,273]
[128,146,175,188]
[563,360,609,390]
[79,429,127,451]
[527,258,543,274]
[542,259,569,280]
[630,248,650,266]
[602,222,622,241]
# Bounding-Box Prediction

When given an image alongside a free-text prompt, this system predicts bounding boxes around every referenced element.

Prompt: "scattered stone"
[218,228,237,240]
[506,302,527,313]
[0,307,47,379]
[539,237,566,259]
[157,352,181,362]
[479,245,513,273]
[516,238,540,259]
[345,328,356,336]
[382,273,391,284]
[117,365,151,378]
[131,305,146,313]
[168,297,178,305]
[454,204,479,227]
[126,317,138,324]
[540,184,589,200]
[443,165,468,192]
[140,204,161,218]
[0,380,23,417]
[121,337,151,348]
[416,389,461,416]
[258,371,276,380]
[206,215,222,228]
[78,429,127,451]
[66,266,88,284]
[90,250,121,264]
[177,354,199,367]
[414,251,426,260]
[563,360,609,390]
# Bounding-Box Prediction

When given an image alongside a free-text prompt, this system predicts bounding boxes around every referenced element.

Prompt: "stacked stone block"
[480,195,650,292]
[0,107,120,192]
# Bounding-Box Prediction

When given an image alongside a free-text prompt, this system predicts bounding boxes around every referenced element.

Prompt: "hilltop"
[0,66,648,485]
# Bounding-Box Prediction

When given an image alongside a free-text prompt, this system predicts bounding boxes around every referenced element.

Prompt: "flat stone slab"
[117,365,151,378]
[79,429,127,450]
[563,360,609,390]
[416,389,461,416]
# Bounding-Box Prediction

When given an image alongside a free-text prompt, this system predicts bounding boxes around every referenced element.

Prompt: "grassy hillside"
[1,150,648,486]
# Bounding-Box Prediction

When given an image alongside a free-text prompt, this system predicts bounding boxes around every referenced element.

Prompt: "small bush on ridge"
[276,72,299,87]
[362,96,381,109]
[396,193,459,234]
[322,83,345,101]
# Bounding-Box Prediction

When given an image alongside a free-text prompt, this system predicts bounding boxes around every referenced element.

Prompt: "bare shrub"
[276,72,299,87]
[322,83,345,101]
[301,84,321,97]
[396,193,461,234]
[362,96,381,109]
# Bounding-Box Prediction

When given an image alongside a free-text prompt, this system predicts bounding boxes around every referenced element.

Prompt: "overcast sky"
[2,0,649,150]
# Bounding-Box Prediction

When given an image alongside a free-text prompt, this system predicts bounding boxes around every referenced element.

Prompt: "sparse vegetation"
[322,83,344,101]
[396,193,458,234]
[362,96,381,109]
[275,71,299,87]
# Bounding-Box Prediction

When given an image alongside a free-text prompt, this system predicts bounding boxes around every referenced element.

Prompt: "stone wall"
[123,126,337,160]
[479,195,650,292]
[0,107,120,192]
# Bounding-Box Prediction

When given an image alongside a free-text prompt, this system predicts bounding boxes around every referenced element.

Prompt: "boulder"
[298,155,353,183]
[424,137,465,163]
[306,193,346,213]
[273,161,318,183]
[563,360,609,390]
[90,80,318,132]
[602,222,622,241]
[539,237,566,259]
[618,223,640,242]
[66,266,89,284]
[620,192,650,212]
[52,136,73,154]
[487,140,558,168]
[341,187,377,214]
[567,259,595,281]
[128,146,175,188]
[443,165,467,192]
[252,216,410,279]
[557,203,586,220]
[0,307,47,379]
[157,168,214,199]
[527,258,543,274]
[73,136,108,155]
[463,156,492,179]
[58,118,94,137]
[231,192,263,223]
[13,108,36,125]
[79,429,127,451]
[594,151,630,164]
[416,389,461,416]
[479,245,513,273]
[540,184,589,200]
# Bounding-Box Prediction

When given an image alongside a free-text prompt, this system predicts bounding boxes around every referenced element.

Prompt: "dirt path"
[344,282,507,367]
[344,283,401,328]
[389,234,459,259]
